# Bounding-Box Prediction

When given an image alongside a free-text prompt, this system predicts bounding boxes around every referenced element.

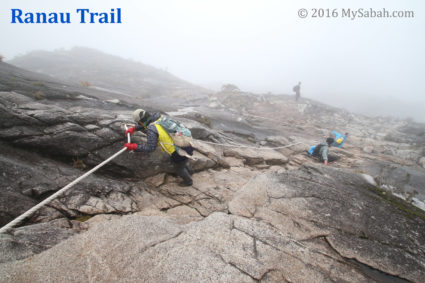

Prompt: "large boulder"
[0,213,365,282]
[1,164,424,282]
[223,147,288,166]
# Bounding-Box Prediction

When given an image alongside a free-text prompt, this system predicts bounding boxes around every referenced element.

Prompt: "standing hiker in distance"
[293,82,301,101]
[124,109,194,187]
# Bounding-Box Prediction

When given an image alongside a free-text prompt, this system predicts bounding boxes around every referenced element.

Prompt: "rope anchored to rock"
[0,126,132,234]
[0,126,302,233]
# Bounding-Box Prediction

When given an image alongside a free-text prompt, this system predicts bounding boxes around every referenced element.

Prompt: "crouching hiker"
[308,137,339,165]
[124,109,194,187]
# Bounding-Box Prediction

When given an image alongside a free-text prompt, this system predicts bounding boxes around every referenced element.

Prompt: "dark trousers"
[173,159,193,185]
[327,154,339,163]
[318,153,339,163]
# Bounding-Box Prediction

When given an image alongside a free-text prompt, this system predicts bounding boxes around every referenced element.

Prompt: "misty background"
[1,0,424,121]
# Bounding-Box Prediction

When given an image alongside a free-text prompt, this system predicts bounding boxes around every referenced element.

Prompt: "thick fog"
[1,0,424,121]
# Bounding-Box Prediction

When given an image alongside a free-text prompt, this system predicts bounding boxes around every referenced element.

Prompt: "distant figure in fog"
[293,82,301,101]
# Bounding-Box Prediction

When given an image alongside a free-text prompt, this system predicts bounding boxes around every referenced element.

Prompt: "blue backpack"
[308,144,322,157]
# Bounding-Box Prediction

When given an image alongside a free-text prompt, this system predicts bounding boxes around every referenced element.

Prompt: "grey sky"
[1,0,424,120]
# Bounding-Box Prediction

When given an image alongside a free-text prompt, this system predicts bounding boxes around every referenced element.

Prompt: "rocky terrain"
[0,58,424,282]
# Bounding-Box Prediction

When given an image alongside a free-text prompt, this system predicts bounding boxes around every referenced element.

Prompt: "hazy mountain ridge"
[9,47,206,99]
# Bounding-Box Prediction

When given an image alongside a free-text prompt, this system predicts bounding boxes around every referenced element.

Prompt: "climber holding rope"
[124,109,195,187]
[0,111,302,233]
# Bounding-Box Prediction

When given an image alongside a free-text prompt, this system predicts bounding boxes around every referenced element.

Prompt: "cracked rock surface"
[1,164,424,282]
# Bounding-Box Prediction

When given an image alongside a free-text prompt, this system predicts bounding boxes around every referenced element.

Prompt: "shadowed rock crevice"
[138,231,184,255]
[228,261,261,282]
[323,236,411,283]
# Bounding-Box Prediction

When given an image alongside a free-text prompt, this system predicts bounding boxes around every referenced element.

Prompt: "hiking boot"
[178,181,193,187]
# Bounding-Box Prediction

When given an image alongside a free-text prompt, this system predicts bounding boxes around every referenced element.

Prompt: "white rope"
[160,138,304,151]
[0,127,132,234]
[0,123,305,233]
[200,140,304,150]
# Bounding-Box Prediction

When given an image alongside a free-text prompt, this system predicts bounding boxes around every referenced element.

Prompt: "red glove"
[124,143,138,151]
[125,126,136,136]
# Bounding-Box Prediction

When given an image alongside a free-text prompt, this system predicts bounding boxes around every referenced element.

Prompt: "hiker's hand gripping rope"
[125,126,136,136]
[124,124,137,151]
[124,143,138,151]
